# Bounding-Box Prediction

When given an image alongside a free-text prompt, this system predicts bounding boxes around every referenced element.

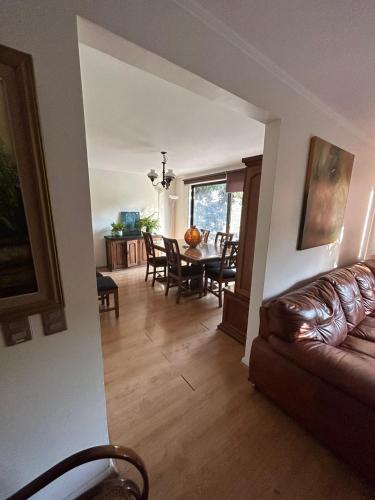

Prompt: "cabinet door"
[127,240,138,267]
[138,239,148,264]
[106,239,127,270]
[236,160,262,298]
[114,241,128,269]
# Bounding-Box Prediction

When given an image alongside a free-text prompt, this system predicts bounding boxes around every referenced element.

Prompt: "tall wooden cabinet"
[218,155,262,344]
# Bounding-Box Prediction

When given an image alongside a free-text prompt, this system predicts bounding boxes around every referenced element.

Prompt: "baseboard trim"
[241,355,249,367]
[63,464,113,500]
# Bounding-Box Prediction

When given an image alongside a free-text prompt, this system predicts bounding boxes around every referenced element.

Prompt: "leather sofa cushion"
[349,263,375,315]
[350,315,375,342]
[269,335,375,409]
[362,259,375,316]
[321,267,365,330]
[362,257,375,277]
[341,335,375,359]
[267,280,347,346]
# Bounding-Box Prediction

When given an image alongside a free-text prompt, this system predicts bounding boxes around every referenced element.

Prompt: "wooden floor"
[100,267,374,500]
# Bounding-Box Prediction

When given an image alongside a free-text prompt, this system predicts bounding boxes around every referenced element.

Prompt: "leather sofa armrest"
[269,335,375,409]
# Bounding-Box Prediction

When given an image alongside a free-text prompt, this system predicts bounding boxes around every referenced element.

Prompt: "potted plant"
[111,222,125,237]
[136,215,160,234]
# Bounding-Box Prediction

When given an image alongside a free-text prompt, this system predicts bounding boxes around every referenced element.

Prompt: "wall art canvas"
[120,211,140,235]
[298,136,354,250]
[0,43,63,319]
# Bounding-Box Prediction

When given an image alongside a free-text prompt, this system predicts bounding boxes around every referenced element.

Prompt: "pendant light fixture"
[147,151,176,190]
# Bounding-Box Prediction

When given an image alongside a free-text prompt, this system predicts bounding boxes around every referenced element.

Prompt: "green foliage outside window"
[192,182,228,235]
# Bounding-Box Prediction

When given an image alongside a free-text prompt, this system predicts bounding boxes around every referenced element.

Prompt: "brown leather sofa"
[249,258,375,486]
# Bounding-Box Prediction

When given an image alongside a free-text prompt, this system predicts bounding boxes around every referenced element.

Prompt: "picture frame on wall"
[298,136,354,251]
[0,43,63,320]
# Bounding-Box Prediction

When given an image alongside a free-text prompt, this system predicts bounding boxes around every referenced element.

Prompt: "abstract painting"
[298,136,354,250]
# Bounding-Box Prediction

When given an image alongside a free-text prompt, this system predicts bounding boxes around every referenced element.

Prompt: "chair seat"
[205,259,221,269]
[97,276,118,293]
[149,256,167,266]
[206,267,236,279]
[170,265,203,278]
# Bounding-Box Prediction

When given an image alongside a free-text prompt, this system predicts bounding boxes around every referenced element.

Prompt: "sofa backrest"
[265,280,347,346]
[348,263,375,314]
[321,267,365,331]
[260,258,375,346]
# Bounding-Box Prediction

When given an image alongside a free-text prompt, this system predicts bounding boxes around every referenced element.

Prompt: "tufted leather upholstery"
[348,263,375,314]
[250,257,375,486]
[321,267,365,330]
[351,315,375,341]
[267,281,347,346]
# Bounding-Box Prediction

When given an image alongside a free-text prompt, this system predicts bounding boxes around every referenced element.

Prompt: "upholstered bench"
[96,275,119,317]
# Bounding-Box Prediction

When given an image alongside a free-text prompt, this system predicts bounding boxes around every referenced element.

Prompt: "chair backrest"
[215,231,234,246]
[8,444,149,500]
[218,240,239,277]
[163,237,182,276]
[142,232,155,259]
[200,228,210,243]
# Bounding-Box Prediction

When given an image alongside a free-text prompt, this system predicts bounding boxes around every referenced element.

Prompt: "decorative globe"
[184,225,201,248]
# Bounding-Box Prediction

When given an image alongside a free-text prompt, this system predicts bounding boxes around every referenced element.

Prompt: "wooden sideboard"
[105,235,147,271]
[218,155,262,344]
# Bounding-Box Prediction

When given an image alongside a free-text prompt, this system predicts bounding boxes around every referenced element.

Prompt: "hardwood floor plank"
[100,267,374,500]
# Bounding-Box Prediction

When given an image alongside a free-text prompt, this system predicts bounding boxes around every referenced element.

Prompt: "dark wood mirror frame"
[0,43,63,320]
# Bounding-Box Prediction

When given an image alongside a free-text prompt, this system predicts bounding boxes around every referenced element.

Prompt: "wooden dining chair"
[9,444,149,500]
[96,275,119,317]
[214,231,234,246]
[163,237,204,304]
[205,232,234,271]
[143,232,167,286]
[200,228,210,243]
[204,240,239,307]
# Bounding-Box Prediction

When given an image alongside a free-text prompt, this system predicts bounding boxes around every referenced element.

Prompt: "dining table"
[152,238,224,263]
[152,237,225,293]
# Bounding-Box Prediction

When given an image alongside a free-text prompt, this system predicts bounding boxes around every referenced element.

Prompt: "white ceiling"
[186,0,375,140]
[79,43,265,176]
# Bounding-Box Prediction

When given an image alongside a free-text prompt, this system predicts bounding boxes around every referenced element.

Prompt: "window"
[228,191,243,239]
[190,181,243,239]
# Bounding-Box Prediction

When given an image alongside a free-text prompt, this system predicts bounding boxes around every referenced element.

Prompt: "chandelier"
[147,151,176,190]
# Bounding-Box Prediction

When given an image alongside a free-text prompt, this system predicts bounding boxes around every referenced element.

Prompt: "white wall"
[175,178,189,238]
[0,4,110,500]
[1,1,375,497]
[89,168,163,266]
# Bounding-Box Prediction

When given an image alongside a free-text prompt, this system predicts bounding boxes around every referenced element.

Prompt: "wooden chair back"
[8,444,149,500]
[200,229,210,243]
[219,240,239,277]
[142,232,156,260]
[163,237,182,276]
[215,231,234,246]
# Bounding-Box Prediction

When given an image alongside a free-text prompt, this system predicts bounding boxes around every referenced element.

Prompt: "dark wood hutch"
[218,155,262,344]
